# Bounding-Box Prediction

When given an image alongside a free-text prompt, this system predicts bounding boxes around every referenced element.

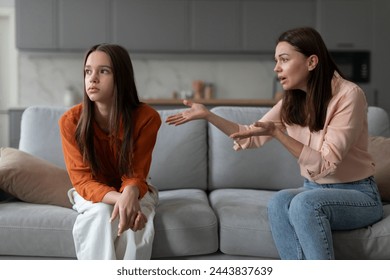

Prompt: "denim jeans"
[268,176,383,260]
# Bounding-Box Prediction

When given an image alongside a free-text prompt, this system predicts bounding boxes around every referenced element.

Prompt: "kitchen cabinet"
[112,0,190,52]
[191,0,241,52]
[242,0,316,52]
[15,0,374,53]
[16,0,111,51]
[317,0,373,50]
[15,0,57,50]
[58,0,110,50]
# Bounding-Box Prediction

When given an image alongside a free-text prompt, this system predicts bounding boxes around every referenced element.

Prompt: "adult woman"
[166,27,383,259]
[59,44,161,260]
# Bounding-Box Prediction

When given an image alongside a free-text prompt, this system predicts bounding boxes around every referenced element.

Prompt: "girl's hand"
[165,100,210,126]
[110,187,147,236]
[229,121,277,140]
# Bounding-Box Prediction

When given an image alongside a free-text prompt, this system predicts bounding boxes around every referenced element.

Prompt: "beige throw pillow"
[368,137,390,202]
[0,147,73,208]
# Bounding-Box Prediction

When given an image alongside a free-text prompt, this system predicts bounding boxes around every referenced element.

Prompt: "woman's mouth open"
[278,76,287,84]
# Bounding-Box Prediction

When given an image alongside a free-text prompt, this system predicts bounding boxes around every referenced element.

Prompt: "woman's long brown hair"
[75,44,140,177]
[278,27,345,132]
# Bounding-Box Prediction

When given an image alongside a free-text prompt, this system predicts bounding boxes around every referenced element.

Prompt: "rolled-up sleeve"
[233,101,283,150]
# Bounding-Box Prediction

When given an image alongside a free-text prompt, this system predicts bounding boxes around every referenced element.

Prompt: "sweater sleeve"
[58,110,117,203]
[119,107,161,198]
[233,100,284,150]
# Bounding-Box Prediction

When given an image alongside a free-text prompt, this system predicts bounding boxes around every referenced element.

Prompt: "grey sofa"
[0,105,389,260]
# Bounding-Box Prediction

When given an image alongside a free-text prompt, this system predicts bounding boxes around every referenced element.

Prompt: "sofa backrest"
[149,109,208,191]
[368,106,390,137]
[208,106,303,191]
[18,106,209,192]
[207,106,390,192]
[18,105,390,193]
[19,106,68,169]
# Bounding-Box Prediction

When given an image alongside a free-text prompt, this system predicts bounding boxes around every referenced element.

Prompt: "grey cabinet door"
[317,0,373,50]
[58,0,110,50]
[15,0,57,50]
[191,0,241,52]
[112,0,190,52]
[242,0,316,52]
[15,0,372,53]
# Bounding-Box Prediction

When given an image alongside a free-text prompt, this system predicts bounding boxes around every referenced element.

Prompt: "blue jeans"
[268,176,383,260]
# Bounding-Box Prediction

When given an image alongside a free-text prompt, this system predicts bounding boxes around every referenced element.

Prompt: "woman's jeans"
[268,176,383,260]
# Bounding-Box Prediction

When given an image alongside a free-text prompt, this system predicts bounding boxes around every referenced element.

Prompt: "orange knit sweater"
[59,103,161,203]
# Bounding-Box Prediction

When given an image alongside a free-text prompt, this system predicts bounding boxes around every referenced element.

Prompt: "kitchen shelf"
[141,98,277,107]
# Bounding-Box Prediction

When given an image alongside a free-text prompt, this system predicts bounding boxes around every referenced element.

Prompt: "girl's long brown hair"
[278,27,345,132]
[75,44,141,177]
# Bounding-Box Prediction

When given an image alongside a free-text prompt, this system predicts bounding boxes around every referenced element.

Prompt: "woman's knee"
[269,189,300,210]
[288,191,320,224]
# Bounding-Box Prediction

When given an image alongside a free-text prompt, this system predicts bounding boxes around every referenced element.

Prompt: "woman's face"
[84,51,115,105]
[274,41,314,92]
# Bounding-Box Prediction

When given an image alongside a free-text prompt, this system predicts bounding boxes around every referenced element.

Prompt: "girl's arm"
[104,186,147,235]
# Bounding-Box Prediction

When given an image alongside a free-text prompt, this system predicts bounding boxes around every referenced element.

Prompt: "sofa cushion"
[149,109,208,191]
[333,204,390,259]
[210,188,390,260]
[0,189,219,259]
[19,106,68,168]
[368,136,390,202]
[0,147,73,208]
[209,188,279,258]
[152,189,218,258]
[0,202,77,258]
[208,107,303,191]
[368,106,390,137]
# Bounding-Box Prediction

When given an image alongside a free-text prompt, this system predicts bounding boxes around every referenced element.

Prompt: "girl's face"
[84,51,115,105]
[274,41,315,92]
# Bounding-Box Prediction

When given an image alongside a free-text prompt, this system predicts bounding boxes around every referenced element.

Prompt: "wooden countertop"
[141,98,277,107]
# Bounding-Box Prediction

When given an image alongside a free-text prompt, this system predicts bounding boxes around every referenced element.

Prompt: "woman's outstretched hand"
[229,121,277,140]
[165,100,209,126]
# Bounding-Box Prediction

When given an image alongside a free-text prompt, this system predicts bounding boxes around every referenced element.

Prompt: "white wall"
[0,1,17,147]
[0,0,13,7]
[18,52,276,107]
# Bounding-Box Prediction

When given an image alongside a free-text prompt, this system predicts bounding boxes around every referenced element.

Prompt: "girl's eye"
[85,69,92,75]
[101,69,109,74]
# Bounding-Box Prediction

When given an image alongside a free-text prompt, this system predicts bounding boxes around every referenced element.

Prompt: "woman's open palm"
[166,100,209,125]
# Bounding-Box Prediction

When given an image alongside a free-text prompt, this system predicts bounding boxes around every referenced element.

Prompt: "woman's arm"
[166,100,239,136]
[231,121,303,158]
